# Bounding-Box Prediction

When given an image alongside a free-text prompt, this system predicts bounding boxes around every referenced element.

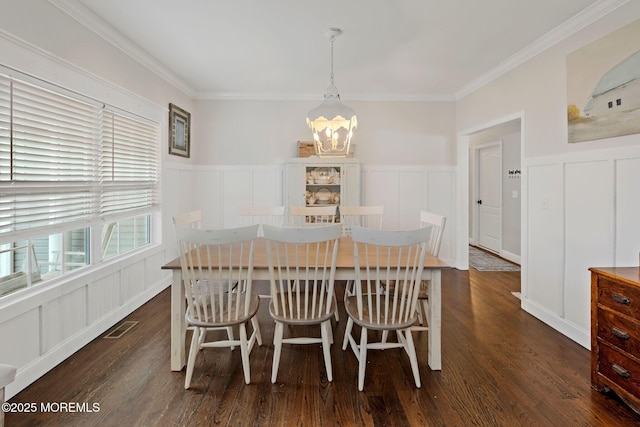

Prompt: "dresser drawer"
[597,276,640,318]
[598,308,640,355]
[599,344,640,397]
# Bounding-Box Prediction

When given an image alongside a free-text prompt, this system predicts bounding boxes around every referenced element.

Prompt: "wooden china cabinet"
[285,157,360,221]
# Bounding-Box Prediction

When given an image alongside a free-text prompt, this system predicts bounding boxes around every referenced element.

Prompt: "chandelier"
[306,28,357,158]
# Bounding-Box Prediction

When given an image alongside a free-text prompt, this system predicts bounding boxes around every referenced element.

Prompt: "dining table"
[161,236,450,372]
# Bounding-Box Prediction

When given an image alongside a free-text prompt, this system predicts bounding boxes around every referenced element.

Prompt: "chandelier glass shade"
[306,28,357,158]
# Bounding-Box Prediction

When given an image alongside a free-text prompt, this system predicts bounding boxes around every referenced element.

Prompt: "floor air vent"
[104,320,138,339]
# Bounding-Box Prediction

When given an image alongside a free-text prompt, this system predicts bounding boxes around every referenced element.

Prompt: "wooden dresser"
[591,267,640,414]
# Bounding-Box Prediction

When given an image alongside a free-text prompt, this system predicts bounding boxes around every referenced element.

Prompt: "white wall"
[456,2,640,347]
[193,99,457,166]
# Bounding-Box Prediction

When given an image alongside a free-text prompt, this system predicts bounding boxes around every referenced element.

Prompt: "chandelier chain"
[330,34,335,86]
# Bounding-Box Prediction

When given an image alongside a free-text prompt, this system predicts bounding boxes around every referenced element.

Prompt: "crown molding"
[454,0,630,100]
[49,0,195,98]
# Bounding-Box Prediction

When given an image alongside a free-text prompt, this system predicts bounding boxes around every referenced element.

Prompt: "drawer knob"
[611,292,630,305]
[611,362,630,378]
[612,326,630,340]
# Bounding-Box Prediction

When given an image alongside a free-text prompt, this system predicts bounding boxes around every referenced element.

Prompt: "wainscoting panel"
[0,308,40,367]
[361,166,456,265]
[121,261,147,303]
[616,158,640,266]
[1,245,169,399]
[88,273,121,324]
[43,286,87,352]
[524,147,640,348]
[427,170,456,262]
[564,160,611,330]
[362,169,399,228]
[193,168,223,228]
[526,163,564,316]
[220,167,284,228]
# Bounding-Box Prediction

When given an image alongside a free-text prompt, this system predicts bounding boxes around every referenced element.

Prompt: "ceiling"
[54,0,606,101]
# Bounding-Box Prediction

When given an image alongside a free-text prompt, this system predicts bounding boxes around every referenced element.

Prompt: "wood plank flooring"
[6,269,640,426]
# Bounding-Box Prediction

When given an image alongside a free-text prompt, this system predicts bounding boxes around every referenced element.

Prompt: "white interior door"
[476,143,501,253]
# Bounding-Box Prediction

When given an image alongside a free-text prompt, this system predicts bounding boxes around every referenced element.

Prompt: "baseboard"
[499,250,521,265]
[521,297,589,349]
[5,277,171,400]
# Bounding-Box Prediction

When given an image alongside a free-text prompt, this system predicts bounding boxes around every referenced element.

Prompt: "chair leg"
[404,329,421,388]
[333,294,340,322]
[358,327,368,391]
[320,320,333,382]
[184,326,201,389]
[342,317,354,350]
[271,321,284,383]
[239,323,251,384]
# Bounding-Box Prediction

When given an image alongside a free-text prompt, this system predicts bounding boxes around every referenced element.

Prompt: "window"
[616,98,622,106]
[0,67,159,298]
[102,215,150,260]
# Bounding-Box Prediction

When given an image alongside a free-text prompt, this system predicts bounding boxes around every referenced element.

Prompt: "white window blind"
[100,110,159,220]
[0,70,159,241]
[0,74,10,178]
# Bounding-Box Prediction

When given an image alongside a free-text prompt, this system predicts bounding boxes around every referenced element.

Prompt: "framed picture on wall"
[169,103,190,157]
[566,18,640,143]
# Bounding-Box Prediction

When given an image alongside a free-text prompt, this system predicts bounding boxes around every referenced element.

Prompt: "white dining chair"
[288,205,341,320]
[239,206,285,236]
[262,223,342,384]
[289,205,337,226]
[172,210,236,351]
[339,205,384,237]
[339,205,385,297]
[342,225,431,390]
[171,209,203,229]
[412,211,446,333]
[175,224,262,388]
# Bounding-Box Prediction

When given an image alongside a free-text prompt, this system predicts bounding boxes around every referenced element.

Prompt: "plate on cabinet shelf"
[315,188,332,202]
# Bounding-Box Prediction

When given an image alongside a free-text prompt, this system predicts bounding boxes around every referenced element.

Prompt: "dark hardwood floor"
[6,269,640,426]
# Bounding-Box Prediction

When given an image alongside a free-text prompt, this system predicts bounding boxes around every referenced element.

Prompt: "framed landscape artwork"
[567,18,640,143]
[169,103,190,157]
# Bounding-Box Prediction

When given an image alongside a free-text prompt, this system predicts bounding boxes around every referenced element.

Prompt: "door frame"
[455,111,525,271]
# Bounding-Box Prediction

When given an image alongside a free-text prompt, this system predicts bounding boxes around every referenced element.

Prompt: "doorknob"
[477,200,482,205]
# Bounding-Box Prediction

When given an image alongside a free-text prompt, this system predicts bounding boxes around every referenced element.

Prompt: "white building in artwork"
[584,49,640,117]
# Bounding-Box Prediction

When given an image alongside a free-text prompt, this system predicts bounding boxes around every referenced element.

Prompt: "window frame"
[0,64,161,299]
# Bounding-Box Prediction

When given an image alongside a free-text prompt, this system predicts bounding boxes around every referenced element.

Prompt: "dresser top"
[590,267,640,286]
